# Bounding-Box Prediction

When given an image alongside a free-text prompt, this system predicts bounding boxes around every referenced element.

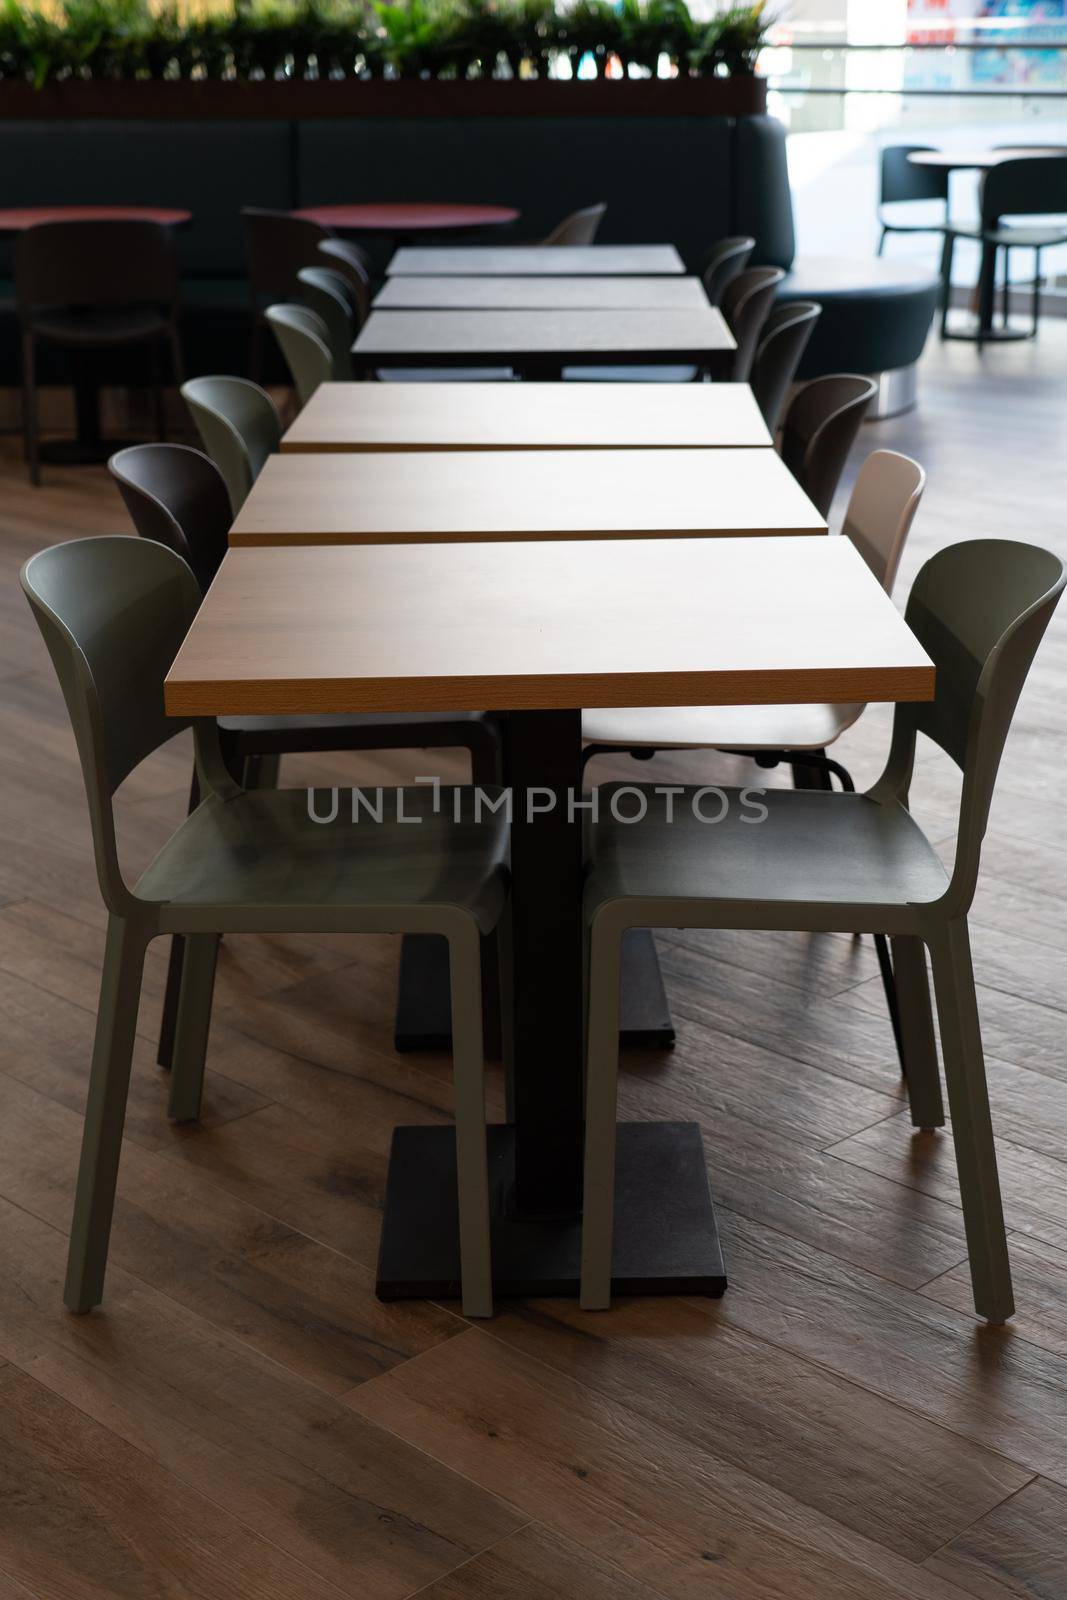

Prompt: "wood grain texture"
[167,536,932,716]
[350,307,734,367]
[923,1477,1067,1599]
[280,380,773,453]
[373,275,711,310]
[231,447,814,545]
[387,244,686,276]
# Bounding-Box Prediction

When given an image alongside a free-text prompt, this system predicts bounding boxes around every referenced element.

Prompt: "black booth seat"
[776,256,940,387]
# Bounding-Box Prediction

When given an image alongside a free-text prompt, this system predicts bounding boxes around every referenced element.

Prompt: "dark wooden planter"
[0,74,766,120]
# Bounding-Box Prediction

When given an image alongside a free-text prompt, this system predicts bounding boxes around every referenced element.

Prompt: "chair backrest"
[241,207,331,306]
[841,449,924,594]
[295,266,354,379]
[318,238,372,324]
[720,265,785,382]
[879,145,948,207]
[180,375,281,515]
[749,299,820,433]
[14,220,179,317]
[700,236,755,307]
[542,203,607,246]
[780,374,878,518]
[109,442,232,595]
[21,537,207,912]
[265,303,332,408]
[879,540,1065,913]
[982,155,1067,224]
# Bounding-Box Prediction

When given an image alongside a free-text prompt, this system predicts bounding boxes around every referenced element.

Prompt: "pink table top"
[0,205,192,231]
[293,202,520,233]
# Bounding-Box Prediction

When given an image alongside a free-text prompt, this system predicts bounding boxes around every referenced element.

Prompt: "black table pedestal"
[394,927,674,1053]
[377,1121,726,1302]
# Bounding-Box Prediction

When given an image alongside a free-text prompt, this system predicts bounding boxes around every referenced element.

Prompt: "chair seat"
[562,365,700,382]
[136,784,509,932]
[948,223,1067,249]
[582,701,861,753]
[30,307,170,345]
[585,783,947,919]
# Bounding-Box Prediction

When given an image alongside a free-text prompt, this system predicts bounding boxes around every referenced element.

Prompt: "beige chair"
[265,302,332,407]
[542,203,607,246]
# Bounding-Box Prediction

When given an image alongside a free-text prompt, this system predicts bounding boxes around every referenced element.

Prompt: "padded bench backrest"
[0,120,293,277]
[734,114,796,272]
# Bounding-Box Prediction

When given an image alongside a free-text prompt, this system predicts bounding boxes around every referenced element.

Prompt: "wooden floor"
[1,328,1066,1599]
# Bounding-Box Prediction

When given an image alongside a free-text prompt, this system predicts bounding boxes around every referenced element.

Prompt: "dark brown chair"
[108,441,503,1068]
[720,265,786,382]
[241,207,332,380]
[700,235,756,307]
[317,238,373,325]
[749,300,821,433]
[780,374,878,518]
[15,219,183,486]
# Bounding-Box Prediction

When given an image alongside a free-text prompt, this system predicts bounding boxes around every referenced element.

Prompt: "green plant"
[0,0,769,85]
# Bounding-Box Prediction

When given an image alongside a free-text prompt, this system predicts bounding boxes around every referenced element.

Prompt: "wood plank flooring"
[1,325,1066,1597]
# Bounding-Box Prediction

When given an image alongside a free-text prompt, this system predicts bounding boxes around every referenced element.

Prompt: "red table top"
[0,205,192,231]
[293,202,520,233]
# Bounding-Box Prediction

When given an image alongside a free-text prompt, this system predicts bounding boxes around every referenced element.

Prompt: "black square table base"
[394,927,675,1053]
[376,1120,726,1302]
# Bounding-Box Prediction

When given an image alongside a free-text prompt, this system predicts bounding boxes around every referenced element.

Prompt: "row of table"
[164,244,936,1306]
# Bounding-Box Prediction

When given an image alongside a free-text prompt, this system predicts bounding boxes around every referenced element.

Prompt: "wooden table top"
[0,205,192,231]
[387,244,686,277]
[292,203,519,232]
[373,275,710,311]
[280,382,772,453]
[351,307,734,370]
[230,448,822,546]
[166,537,935,717]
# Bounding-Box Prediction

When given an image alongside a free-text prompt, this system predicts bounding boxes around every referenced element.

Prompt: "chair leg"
[928,919,1013,1322]
[939,234,955,337]
[167,933,220,1124]
[1032,248,1042,338]
[876,226,887,257]
[167,325,185,390]
[448,923,493,1318]
[496,910,515,1123]
[580,924,623,1311]
[65,914,147,1313]
[157,765,200,1069]
[241,752,281,789]
[790,749,834,791]
[873,933,906,1078]
[891,935,944,1129]
[21,329,39,486]
[150,339,166,442]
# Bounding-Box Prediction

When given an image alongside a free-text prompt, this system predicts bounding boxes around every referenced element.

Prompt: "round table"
[0,205,192,231]
[292,202,520,238]
[908,148,1067,339]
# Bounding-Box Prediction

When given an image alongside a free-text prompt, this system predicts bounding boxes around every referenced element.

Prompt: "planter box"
[0,74,766,120]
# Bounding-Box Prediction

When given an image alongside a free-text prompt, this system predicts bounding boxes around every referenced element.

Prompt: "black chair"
[241,207,332,381]
[108,442,503,1067]
[780,374,878,518]
[878,145,949,255]
[749,300,821,433]
[15,219,184,486]
[721,266,785,382]
[941,156,1067,347]
[701,236,756,307]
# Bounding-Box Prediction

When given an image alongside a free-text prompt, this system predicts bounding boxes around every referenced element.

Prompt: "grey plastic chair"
[317,238,372,324]
[721,266,786,382]
[22,535,508,1319]
[877,145,949,255]
[108,441,504,1069]
[542,203,607,246]
[780,373,878,518]
[749,300,821,433]
[265,302,332,407]
[579,538,1066,1319]
[701,235,756,307]
[180,375,281,514]
[295,266,355,379]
